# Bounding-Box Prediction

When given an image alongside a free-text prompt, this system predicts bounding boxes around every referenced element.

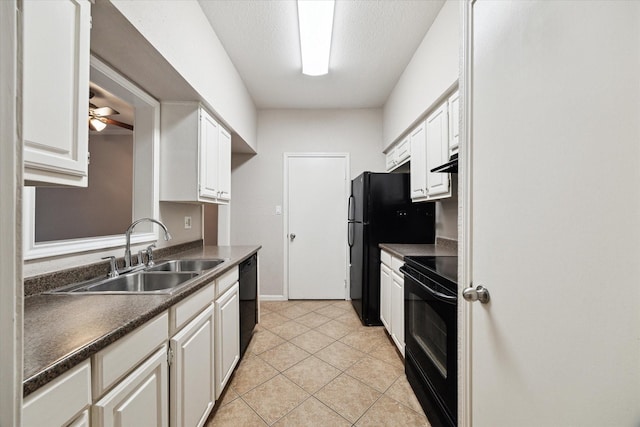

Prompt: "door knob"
[462,285,490,304]
[289,233,296,241]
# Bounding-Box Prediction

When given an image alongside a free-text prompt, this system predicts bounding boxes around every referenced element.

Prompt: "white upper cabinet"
[23,0,91,187]
[410,122,428,200]
[217,127,232,202]
[160,103,231,204]
[448,90,460,155]
[410,91,456,202]
[385,136,411,172]
[425,102,451,200]
[199,110,220,200]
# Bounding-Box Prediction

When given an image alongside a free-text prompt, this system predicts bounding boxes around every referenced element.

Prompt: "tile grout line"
[211,300,427,426]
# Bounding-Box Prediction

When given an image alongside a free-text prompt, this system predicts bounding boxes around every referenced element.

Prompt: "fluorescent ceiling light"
[297,0,335,76]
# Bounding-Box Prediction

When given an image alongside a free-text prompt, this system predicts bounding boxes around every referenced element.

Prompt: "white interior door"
[286,154,348,300]
[463,1,640,426]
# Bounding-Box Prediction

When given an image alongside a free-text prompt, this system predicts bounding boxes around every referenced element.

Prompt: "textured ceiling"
[198,0,445,109]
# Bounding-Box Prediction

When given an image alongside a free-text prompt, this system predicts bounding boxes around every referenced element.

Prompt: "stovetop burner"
[404,255,458,287]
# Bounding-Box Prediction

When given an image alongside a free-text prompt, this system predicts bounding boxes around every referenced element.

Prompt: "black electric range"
[401,255,458,427]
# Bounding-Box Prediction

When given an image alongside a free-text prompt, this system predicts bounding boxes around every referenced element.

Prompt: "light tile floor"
[206,300,431,426]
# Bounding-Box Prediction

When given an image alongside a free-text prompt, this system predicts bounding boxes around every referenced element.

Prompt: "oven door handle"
[400,266,457,304]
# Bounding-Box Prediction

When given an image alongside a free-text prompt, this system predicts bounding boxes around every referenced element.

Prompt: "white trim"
[22,187,156,260]
[0,0,21,424]
[283,152,351,301]
[23,55,161,260]
[459,1,474,426]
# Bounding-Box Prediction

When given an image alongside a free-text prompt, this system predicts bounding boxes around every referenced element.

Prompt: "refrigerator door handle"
[348,222,354,247]
[348,195,355,221]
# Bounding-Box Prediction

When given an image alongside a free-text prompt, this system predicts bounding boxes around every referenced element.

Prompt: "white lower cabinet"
[380,263,392,330]
[26,261,253,427]
[68,410,90,427]
[93,346,169,427]
[390,270,405,357]
[23,360,91,427]
[215,282,240,398]
[170,304,215,427]
[380,250,405,357]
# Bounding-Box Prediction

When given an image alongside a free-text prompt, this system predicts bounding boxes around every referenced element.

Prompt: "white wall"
[230,109,385,298]
[109,0,257,151]
[383,0,459,150]
[158,202,203,248]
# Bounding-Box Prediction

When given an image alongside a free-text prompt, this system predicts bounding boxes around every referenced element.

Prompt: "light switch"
[184,216,192,229]
[275,205,282,215]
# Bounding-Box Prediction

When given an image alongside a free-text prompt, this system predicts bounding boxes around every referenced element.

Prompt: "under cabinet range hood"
[430,153,458,174]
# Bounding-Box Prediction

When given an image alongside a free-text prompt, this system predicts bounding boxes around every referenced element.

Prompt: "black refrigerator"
[348,172,435,326]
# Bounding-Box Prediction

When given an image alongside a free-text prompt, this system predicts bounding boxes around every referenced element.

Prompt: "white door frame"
[1,0,22,425]
[283,152,350,300]
[458,1,473,426]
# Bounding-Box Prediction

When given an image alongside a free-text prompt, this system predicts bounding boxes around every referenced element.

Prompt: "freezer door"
[351,172,367,223]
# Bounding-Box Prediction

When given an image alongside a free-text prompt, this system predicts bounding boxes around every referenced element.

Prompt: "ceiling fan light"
[89,117,107,132]
[297,0,335,76]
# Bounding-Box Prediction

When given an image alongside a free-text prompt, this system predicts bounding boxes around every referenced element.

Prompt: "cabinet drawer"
[380,250,392,267]
[23,360,91,427]
[216,267,238,297]
[170,282,215,335]
[92,312,168,398]
[391,257,404,275]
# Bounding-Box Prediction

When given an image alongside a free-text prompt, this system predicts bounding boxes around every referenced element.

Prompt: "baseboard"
[259,295,287,301]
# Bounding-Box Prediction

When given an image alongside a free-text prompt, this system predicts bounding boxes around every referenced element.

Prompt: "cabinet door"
[425,103,451,199]
[390,271,405,357]
[394,136,411,165]
[215,283,240,398]
[380,263,392,332]
[409,122,427,200]
[385,147,396,171]
[217,126,232,202]
[23,0,91,187]
[170,305,215,427]
[448,90,460,155]
[199,109,219,200]
[68,410,90,427]
[93,346,169,427]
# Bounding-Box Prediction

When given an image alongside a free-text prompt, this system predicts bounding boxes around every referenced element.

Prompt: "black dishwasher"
[239,254,257,357]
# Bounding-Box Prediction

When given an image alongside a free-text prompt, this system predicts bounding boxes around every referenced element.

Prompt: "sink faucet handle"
[137,249,147,267]
[101,256,120,278]
[146,243,157,267]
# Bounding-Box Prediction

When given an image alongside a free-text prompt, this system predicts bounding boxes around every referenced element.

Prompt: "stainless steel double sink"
[50,259,225,295]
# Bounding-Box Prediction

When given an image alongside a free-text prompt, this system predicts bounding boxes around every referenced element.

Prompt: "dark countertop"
[23,245,260,397]
[378,243,457,259]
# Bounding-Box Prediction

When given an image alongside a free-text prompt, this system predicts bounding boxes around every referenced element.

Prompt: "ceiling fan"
[88,91,134,132]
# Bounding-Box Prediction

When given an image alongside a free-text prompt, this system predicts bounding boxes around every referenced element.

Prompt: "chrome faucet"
[124,218,172,270]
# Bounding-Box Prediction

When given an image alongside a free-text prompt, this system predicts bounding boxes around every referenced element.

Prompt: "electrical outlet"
[275,205,282,215]
[184,216,192,229]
